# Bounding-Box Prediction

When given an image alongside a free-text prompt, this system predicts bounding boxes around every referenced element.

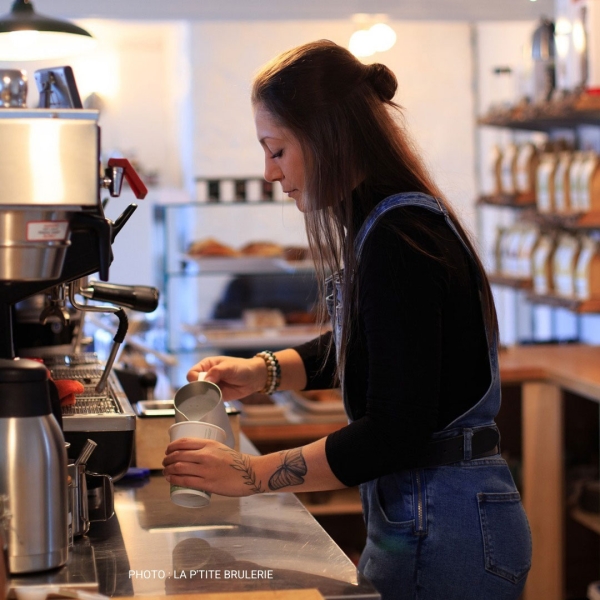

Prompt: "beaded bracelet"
[255,350,281,395]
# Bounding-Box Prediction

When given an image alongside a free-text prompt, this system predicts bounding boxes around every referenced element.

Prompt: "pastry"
[187,238,239,257]
[240,241,283,257]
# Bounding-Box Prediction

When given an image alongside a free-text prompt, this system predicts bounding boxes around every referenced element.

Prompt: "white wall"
[0,20,187,188]
[189,19,477,232]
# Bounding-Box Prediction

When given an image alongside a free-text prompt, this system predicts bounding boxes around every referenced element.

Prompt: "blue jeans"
[358,458,532,600]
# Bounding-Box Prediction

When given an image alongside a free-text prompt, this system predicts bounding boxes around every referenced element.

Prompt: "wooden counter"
[499,344,600,600]
[499,343,600,401]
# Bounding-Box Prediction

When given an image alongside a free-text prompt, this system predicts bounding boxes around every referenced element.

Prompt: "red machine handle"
[107,158,148,199]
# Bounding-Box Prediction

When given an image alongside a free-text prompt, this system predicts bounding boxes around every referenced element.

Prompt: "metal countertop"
[11,437,379,599]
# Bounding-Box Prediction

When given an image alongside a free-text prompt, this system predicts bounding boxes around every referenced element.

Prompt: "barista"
[163,40,532,600]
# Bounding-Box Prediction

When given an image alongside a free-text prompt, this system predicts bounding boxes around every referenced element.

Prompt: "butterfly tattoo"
[268,448,307,490]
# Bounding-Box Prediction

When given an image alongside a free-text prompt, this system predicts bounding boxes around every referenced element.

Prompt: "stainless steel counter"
[10,437,379,599]
[100,476,377,598]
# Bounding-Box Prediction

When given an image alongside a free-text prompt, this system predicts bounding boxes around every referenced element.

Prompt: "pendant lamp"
[0,0,95,61]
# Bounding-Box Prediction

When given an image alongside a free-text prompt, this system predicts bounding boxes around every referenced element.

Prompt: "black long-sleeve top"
[293,204,491,487]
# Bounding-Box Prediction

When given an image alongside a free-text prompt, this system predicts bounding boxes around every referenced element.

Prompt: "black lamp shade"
[0,0,92,37]
[0,0,95,61]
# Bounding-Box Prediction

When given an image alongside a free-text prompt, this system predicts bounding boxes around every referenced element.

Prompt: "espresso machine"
[0,66,158,574]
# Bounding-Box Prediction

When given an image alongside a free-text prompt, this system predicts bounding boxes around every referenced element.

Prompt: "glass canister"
[0,70,27,108]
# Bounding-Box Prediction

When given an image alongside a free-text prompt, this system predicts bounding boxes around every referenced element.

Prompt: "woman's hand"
[163,438,265,497]
[186,356,267,401]
[187,348,309,401]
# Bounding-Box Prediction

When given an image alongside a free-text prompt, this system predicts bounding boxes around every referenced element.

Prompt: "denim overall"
[326,193,532,600]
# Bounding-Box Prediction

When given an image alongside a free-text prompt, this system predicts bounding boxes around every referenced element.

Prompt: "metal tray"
[134,400,240,418]
[134,400,175,418]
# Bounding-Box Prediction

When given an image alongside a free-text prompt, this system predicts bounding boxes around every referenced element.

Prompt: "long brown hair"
[252,40,498,380]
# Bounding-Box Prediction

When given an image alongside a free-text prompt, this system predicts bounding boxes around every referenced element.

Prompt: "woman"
[163,40,532,599]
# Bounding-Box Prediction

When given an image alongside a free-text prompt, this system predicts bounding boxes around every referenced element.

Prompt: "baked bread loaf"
[187,238,239,257]
[240,241,283,257]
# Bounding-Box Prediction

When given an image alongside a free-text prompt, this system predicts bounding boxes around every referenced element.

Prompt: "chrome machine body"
[0,108,99,281]
[0,67,155,576]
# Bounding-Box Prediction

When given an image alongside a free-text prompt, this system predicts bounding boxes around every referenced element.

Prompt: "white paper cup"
[168,421,226,508]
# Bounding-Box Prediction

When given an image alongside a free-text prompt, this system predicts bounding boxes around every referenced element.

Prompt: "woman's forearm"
[273,348,307,391]
[237,438,347,494]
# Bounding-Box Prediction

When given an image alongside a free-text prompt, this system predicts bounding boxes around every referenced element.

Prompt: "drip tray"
[46,353,135,481]
[48,354,135,432]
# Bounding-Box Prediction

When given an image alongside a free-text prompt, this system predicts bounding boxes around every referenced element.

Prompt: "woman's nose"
[264,159,282,183]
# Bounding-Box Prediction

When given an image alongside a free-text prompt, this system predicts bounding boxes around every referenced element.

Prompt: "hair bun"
[366,63,397,102]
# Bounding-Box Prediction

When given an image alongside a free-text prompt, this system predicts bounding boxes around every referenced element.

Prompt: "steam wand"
[68,279,129,393]
[94,308,127,394]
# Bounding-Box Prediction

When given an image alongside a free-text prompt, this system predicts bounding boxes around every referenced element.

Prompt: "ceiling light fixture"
[349,16,396,59]
[0,0,95,61]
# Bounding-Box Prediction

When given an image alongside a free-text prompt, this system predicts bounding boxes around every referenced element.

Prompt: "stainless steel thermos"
[0,359,68,573]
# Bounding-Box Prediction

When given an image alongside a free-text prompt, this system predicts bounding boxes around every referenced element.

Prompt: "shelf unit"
[477,112,600,329]
[154,199,317,363]
[477,105,600,132]
[480,198,600,316]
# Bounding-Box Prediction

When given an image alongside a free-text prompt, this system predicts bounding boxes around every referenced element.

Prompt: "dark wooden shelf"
[478,193,536,208]
[488,273,533,290]
[478,108,600,132]
[485,276,600,312]
[529,211,600,230]
[478,196,600,230]
[527,293,600,313]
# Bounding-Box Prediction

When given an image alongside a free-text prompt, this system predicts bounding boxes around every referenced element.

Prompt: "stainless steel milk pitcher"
[0,359,68,574]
